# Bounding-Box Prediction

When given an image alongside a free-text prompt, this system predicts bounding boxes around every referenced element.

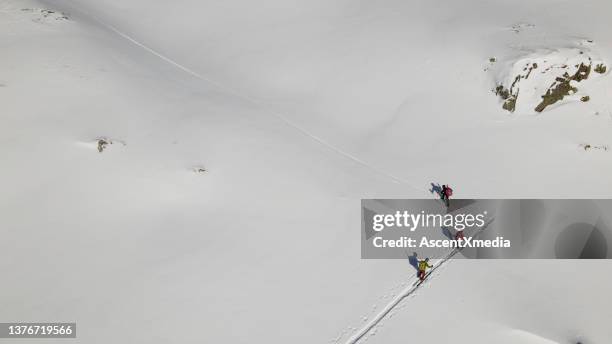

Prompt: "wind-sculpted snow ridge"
[490,41,607,114]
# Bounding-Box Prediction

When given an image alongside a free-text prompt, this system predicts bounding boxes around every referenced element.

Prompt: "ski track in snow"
[342,248,459,344]
[46,0,427,194]
[342,219,495,344]
[32,3,466,342]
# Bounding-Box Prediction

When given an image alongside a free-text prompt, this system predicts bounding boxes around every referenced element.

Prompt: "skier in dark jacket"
[441,185,453,207]
[455,229,464,241]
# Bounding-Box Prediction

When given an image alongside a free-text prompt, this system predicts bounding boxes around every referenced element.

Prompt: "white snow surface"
[1,0,611,343]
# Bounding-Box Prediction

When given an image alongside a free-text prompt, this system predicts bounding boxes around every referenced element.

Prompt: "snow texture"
[1,0,611,343]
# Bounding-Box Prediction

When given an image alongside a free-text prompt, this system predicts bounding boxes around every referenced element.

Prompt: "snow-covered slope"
[1,0,611,343]
[43,0,612,197]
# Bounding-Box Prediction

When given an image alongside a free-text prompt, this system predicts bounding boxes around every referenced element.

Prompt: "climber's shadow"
[406,251,419,272]
[430,183,443,198]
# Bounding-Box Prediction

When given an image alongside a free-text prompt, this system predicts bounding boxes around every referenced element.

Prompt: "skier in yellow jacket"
[418,258,433,281]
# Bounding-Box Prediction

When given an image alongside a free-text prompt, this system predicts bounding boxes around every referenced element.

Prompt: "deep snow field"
[1,0,611,343]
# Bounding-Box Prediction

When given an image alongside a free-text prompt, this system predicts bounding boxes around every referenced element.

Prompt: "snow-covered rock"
[492,44,607,114]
